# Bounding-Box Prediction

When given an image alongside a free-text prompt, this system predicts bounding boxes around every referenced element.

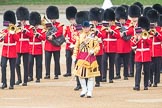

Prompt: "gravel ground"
[0,5,162,108]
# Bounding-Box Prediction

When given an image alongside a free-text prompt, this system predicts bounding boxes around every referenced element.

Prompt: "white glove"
[65,37,70,43]
[72,56,76,63]
[69,44,75,49]
[89,50,94,55]
[98,38,102,43]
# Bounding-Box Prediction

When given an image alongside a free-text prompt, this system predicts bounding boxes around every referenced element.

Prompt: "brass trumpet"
[142,31,149,39]
[8,24,21,34]
[149,29,156,35]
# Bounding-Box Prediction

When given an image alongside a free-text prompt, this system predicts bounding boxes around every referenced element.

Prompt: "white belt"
[153,42,161,45]
[136,48,150,51]
[132,46,137,49]
[19,38,29,41]
[3,43,16,46]
[29,42,42,45]
[103,38,117,41]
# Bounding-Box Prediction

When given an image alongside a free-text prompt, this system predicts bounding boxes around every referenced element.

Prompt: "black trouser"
[95,55,102,83]
[65,50,72,74]
[150,57,160,84]
[116,53,130,77]
[16,53,29,83]
[45,51,61,76]
[102,53,115,80]
[74,59,81,87]
[135,62,150,88]
[158,57,162,83]
[1,56,16,86]
[129,50,135,75]
[28,54,42,79]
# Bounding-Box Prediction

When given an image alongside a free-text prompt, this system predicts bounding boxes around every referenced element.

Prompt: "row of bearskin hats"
[3,5,60,26]
[3,2,162,28]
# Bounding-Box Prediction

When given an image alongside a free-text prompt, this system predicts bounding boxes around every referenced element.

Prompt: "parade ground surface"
[0,5,162,108]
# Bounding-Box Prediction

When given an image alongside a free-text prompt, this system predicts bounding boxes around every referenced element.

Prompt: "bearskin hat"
[46,6,59,19]
[110,6,117,12]
[128,5,141,18]
[103,8,115,21]
[16,7,29,21]
[89,7,104,22]
[138,16,150,31]
[66,6,77,20]
[143,7,152,17]
[75,11,89,24]
[152,4,162,14]
[29,12,41,26]
[115,6,127,21]
[146,9,159,23]
[133,2,143,14]
[121,4,129,15]
[3,10,16,24]
[158,14,162,26]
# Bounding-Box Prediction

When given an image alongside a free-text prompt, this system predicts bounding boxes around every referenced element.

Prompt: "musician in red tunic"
[0,11,19,89]
[126,5,141,77]
[89,7,104,87]
[132,17,152,91]
[63,6,77,77]
[102,8,120,83]
[44,6,64,79]
[28,12,46,83]
[114,6,130,80]
[147,9,162,87]
[15,7,34,86]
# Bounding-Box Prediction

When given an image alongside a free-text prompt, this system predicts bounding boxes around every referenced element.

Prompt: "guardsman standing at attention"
[15,7,33,86]
[0,10,19,89]
[28,12,46,83]
[44,6,64,79]
[132,17,152,91]
[63,6,77,77]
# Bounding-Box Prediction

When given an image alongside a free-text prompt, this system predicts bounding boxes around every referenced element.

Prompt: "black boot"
[1,83,7,89]
[9,85,14,89]
[15,80,22,85]
[16,65,22,85]
[74,86,81,91]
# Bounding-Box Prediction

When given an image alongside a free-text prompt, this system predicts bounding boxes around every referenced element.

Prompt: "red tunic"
[44,22,63,51]
[29,27,45,55]
[150,26,162,57]
[16,25,34,53]
[131,38,152,62]
[64,25,76,50]
[96,25,104,55]
[0,29,19,58]
[102,25,119,53]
